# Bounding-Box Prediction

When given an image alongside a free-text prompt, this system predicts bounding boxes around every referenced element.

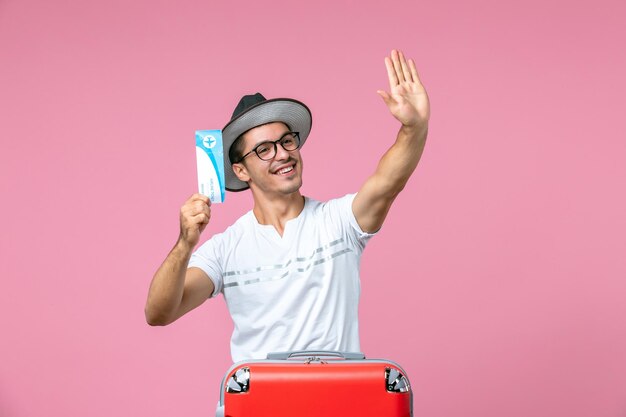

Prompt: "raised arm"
[352,49,430,233]
[145,194,215,326]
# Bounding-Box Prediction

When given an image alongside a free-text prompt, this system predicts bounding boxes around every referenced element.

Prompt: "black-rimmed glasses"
[236,131,301,163]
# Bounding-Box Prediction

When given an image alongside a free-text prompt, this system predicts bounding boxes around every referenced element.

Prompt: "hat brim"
[222,98,312,191]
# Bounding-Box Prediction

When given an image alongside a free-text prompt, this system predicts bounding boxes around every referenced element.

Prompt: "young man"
[145,50,430,362]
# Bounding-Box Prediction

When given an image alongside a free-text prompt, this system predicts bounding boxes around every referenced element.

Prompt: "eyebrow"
[251,131,291,149]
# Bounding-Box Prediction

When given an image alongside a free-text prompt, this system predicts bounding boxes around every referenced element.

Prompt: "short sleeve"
[188,237,224,298]
[327,193,377,250]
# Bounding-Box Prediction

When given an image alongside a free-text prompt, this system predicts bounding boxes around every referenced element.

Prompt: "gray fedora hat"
[223,93,312,191]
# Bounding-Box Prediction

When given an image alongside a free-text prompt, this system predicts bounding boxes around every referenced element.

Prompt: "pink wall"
[1,0,625,416]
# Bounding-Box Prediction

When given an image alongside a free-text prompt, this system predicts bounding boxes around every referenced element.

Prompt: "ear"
[232,162,251,183]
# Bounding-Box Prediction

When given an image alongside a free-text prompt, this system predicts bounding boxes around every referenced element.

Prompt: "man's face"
[232,122,304,196]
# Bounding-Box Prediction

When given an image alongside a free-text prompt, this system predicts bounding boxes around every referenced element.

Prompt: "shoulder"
[313,193,376,248]
[303,193,358,231]
[306,193,355,213]
[225,210,255,235]
[312,193,357,218]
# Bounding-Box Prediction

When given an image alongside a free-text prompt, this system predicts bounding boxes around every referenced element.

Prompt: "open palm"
[378,50,430,130]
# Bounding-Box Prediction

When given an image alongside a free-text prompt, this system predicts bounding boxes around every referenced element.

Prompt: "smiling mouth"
[273,163,296,175]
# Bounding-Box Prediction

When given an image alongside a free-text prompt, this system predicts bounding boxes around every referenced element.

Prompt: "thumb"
[377,90,394,106]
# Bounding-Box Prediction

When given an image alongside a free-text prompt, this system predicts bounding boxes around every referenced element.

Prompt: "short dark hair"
[229,134,247,164]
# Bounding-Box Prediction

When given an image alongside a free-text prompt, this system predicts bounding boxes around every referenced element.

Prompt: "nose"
[273,141,291,161]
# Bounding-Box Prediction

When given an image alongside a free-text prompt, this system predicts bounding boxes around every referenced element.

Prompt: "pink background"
[1,0,625,416]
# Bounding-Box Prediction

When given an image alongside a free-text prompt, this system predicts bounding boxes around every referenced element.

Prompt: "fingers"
[408,58,422,86]
[390,49,407,84]
[386,49,421,86]
[179,194,212,244]
[384,56,399,87]
[192,212,210,226]
[390,50,403,84]
[397,50,413,83]
[183,194,211,217]
[188,193,211,206]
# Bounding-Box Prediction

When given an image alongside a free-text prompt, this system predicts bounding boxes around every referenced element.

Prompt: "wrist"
[174,236,196,255]
[400,122,427,134]
[399,124,428,142]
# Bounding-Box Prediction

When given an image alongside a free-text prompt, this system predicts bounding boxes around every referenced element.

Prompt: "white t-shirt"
[188,193,375,362]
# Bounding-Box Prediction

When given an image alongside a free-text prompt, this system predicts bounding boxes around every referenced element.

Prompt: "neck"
[251,191,305,236]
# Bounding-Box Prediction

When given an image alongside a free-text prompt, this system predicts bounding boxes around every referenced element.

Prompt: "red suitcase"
[215,351,413,417]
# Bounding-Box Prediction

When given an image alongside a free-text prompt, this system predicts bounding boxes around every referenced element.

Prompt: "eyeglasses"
[237,131,301,163]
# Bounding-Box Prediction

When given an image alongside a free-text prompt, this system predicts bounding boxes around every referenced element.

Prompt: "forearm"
[145,239,194,325]
[353,124,428,233]
[373,124,428,197]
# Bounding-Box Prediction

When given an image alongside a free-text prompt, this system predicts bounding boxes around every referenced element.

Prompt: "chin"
[279,179,303,195]
[249,177,302,197]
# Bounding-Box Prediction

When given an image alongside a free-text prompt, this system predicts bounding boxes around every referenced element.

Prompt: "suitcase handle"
[266,350,366,360]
